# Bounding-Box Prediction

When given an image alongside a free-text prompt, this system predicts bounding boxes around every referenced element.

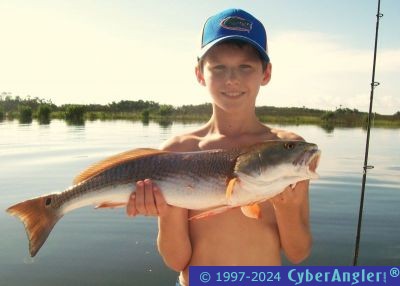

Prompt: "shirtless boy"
[126,9,313,286]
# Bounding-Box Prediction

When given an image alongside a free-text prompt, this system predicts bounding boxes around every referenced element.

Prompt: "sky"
[1,0,399,115]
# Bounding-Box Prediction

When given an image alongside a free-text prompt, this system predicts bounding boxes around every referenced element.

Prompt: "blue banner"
[189,266,399,286]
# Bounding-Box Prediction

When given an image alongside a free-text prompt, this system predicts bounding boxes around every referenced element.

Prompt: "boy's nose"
[226,68,239,83]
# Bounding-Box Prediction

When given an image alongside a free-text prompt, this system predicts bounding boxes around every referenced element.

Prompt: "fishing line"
[352,0,383,266]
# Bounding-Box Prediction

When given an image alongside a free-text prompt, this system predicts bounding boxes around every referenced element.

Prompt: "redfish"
[7,140,320,257]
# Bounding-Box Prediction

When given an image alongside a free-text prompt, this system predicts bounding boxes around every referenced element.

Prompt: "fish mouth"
[293,145,321,178]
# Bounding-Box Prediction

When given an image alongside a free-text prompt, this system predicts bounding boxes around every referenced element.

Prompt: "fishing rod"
[352,0,383,266]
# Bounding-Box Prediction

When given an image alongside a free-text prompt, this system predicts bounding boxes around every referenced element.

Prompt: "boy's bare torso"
[164,122,299,283]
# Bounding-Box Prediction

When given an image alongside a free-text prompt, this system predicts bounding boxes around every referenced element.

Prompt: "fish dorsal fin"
[73,148,168,184]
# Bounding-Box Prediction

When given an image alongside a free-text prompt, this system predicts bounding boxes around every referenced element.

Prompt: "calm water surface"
[0,119,399,285]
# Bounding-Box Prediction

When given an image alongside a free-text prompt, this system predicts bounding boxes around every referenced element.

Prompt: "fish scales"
[53,150,238,209]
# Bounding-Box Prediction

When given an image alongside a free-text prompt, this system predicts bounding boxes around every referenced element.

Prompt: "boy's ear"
[195,66,206,86]
[261,63,272,86]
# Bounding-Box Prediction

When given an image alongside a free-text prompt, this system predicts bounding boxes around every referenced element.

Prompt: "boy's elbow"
[285,240,312,264]
[163,257,189,272]
[286,248,311,264]
[157,240,192,272]
[159,247,191,271]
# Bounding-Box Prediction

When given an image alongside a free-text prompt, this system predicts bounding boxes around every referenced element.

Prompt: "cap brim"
[198,35,269,63]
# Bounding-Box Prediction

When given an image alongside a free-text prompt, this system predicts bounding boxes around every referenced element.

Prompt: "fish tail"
[6,195,62,257]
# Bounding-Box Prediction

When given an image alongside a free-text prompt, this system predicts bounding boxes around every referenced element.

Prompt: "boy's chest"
[189,200,277,234]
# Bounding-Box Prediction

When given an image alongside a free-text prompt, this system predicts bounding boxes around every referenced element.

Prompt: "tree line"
[1,92,399,127]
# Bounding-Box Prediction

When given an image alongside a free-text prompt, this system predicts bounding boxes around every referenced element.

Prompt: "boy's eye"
[240,65,252,70]
[213,65,226,71]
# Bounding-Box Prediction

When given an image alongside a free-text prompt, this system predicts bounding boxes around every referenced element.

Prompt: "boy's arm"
[126,181,192,271]
[126,137,193,271]
[157,136,194,271]
[270,180,312,264]
[268,132,316,264]
[157,206,192,271]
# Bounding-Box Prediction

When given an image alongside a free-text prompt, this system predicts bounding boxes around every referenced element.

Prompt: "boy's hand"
[126,179,170,217]
[270,180,308,207]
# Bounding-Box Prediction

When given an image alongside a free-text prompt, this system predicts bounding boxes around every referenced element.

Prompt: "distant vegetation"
[65,105,86,125]
[1,92,399,128]
[18,105,33,123]
[37,104,52,124]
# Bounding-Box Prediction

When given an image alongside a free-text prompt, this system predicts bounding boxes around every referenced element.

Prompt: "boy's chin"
[213,98,254,113]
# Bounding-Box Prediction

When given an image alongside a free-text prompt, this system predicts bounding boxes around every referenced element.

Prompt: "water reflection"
[155,118,173,129]
[66,119,85,126]
[320,122,335,133]
[18,118,32,124]
[38,118,51,125]
[141,117,150,126]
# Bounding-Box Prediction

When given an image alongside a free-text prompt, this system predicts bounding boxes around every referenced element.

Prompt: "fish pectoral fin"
[189,206,234,220]
[240,204,261,219]
[225,177,238,200]
[95,202,126,209]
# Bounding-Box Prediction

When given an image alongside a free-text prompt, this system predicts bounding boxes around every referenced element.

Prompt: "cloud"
[260,31,400,114]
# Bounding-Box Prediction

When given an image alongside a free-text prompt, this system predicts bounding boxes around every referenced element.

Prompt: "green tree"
[158,105,174,116]
[38,104,52,124]
[321,111,335,121]
[65,105,85,124]
[18,105,32,123]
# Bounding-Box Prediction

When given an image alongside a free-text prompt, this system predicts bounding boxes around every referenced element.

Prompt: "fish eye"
[45,197,52,206]
[284,142,295,150]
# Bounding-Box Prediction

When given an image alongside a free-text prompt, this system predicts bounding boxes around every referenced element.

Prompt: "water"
[0,119,399,285]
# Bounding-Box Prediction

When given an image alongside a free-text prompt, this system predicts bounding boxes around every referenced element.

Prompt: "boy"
[126,9,313,286]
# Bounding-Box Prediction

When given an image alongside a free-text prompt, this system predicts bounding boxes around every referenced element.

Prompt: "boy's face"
[196,43,271,113]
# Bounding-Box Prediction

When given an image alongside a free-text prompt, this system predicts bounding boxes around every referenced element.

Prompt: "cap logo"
[220,16,252,33]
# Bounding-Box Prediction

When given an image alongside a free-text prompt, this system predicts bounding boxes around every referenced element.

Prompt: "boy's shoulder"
[160,125,305,152]
[160,129,205,152]
[269,127,305,141]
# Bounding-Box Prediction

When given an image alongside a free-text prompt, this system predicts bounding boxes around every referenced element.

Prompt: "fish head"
[235,140,321,185]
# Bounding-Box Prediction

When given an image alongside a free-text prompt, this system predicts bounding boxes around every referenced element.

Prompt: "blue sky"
[1,0,399,114]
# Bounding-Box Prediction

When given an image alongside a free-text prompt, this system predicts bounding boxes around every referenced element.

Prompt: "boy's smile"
[221,91,245,98]
[196,43,271,113]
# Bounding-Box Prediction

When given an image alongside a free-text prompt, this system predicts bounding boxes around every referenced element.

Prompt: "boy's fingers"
[127,179,163,217]
[126,192,137,217]
[144,179,158,216]
[271,186,291,204]
[153,186,168,216]
[135,181,147,214]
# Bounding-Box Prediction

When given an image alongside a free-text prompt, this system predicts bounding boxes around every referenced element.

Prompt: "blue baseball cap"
[198,8,269,63]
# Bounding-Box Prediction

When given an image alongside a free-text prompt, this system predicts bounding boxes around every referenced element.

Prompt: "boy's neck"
[206,107,264,137]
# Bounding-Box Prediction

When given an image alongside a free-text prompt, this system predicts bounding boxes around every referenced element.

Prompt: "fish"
[6,140,321,257]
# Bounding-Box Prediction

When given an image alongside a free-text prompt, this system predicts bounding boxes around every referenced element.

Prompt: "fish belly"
[60,183,134,214]
[157,175,228,209]
[59,175,228,214]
